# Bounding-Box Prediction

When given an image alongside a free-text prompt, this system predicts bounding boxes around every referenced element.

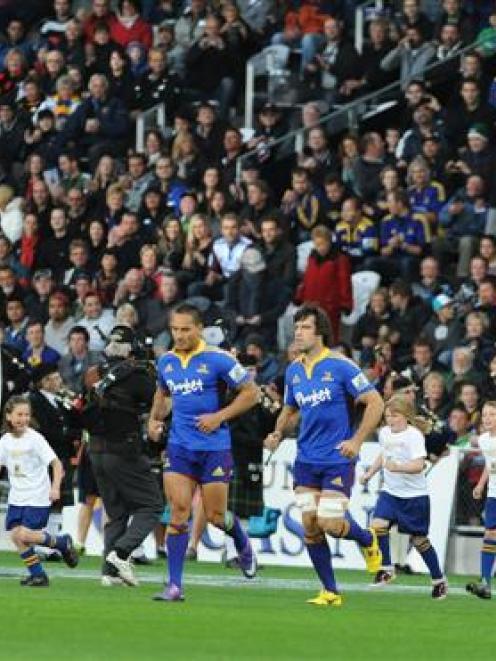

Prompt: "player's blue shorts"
[483,497,496,530]
[5,505,50,531]
[293,460,355,497]
[164,444,233,484]
[374,491,430,536]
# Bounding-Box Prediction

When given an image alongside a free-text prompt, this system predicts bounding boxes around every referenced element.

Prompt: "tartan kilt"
[228,462,264,519]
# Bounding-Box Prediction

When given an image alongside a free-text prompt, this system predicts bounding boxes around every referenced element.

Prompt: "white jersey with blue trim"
[378,425,427,498]
[0,427,56,506]
[478,432,496,498]
[284,348,375,464]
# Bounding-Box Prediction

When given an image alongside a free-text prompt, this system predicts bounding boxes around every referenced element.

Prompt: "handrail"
[355,0,384,54]
[135,102,166,152]
[236,39,477,183]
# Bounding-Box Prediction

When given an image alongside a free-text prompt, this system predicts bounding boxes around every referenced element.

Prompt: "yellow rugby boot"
[306,590,343,607]
[361,528,382,574]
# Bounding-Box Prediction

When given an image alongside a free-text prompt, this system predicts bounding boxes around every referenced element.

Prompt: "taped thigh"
[295,491,318,513]
[317,496,349,519]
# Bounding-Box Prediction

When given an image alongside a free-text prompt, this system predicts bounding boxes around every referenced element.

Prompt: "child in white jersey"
[0,396,79,587]
[361,395,448,600]
[467,400,496,600]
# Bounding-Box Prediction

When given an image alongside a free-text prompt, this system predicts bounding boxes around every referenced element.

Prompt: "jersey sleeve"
[284,366,297,408]
[215,351,250,388]
[408,428,427,460]
[33,430,57,466]
[377,427,387,448]
[0,436,6,467]
[340,358,375,399]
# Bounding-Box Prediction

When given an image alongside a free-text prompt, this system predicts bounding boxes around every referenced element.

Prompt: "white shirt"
[478,432,496,498]
[210,236,251,278]
[79,309,116,352]
[44,316,75,356]
[0,428,56,506]
[378,425,428,498]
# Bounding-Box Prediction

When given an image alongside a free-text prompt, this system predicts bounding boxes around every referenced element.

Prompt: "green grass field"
[0,551,494,661]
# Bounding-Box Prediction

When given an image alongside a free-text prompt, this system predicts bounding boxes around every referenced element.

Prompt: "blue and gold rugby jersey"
[284,348,375,464]
[157,340,249,450]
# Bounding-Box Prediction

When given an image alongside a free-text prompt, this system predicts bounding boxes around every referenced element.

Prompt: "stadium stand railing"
[235,39,478,183]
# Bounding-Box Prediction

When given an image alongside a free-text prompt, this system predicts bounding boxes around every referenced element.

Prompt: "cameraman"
[83,325,162,587]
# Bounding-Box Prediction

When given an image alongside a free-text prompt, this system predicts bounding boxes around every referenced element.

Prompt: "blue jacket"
[439,192,488,238]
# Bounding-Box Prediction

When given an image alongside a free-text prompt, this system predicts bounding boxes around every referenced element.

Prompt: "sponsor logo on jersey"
[292,374,301,385]
[197,363,209,374]
[166,378,204,395]
[164,364,173,373]
[295,388,332,408]
[321,371,333,382]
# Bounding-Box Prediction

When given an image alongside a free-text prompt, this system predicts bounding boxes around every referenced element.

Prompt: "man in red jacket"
[296,224,352,342]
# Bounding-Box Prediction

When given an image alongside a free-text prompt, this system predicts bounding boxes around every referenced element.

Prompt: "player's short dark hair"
[294,305,332,345]
[413,336,433,351]
[450,402,469,417]
[389,279,412,298]
[172,303,203,326]
[69,325,90,343]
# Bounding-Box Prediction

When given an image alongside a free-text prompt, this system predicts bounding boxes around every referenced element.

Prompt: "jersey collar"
[171,339,206,368]
[298,347,332,379]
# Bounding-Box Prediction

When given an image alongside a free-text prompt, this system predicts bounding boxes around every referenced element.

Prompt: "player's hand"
[148,419,164,442]
[338,438,361,459]
[473,485,484,500]
[49,487,60,503]
[196,412,224,434]
[264,430,282,451]
[359,473,370,485]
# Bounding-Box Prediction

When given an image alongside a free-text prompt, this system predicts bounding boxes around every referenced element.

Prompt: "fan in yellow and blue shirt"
[379,211,428,253]
[335,199,378,267]
[408,181,445,229]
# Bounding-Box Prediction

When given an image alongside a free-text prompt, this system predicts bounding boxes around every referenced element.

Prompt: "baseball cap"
[432,294,453,313]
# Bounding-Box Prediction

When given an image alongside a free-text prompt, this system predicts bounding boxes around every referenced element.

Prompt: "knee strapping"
[317,497,348,519]
[411,535,430,553]
[295,492,317,513]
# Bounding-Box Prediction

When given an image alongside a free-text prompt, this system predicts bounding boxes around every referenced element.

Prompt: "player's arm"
[360,451,383,484]
[339,389,385,459]
[474,466,489,499]
[49,457,64,503]
[384,456,425,474]
[148,387,172,442]
[264,405,299,450]
[196,381,259,434]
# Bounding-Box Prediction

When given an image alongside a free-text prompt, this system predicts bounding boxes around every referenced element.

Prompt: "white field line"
[0,565,470,596]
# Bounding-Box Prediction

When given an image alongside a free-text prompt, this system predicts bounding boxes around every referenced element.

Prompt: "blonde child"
[466,400,496,600]
[361,395,447,599]
[0,396,79,586]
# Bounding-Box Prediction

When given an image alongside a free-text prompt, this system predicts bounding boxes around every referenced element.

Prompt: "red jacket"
[110,16,153,49]
[296,249,352,315]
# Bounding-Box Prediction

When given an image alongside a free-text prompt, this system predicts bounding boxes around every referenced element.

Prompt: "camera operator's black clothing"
[84,359,162,565]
